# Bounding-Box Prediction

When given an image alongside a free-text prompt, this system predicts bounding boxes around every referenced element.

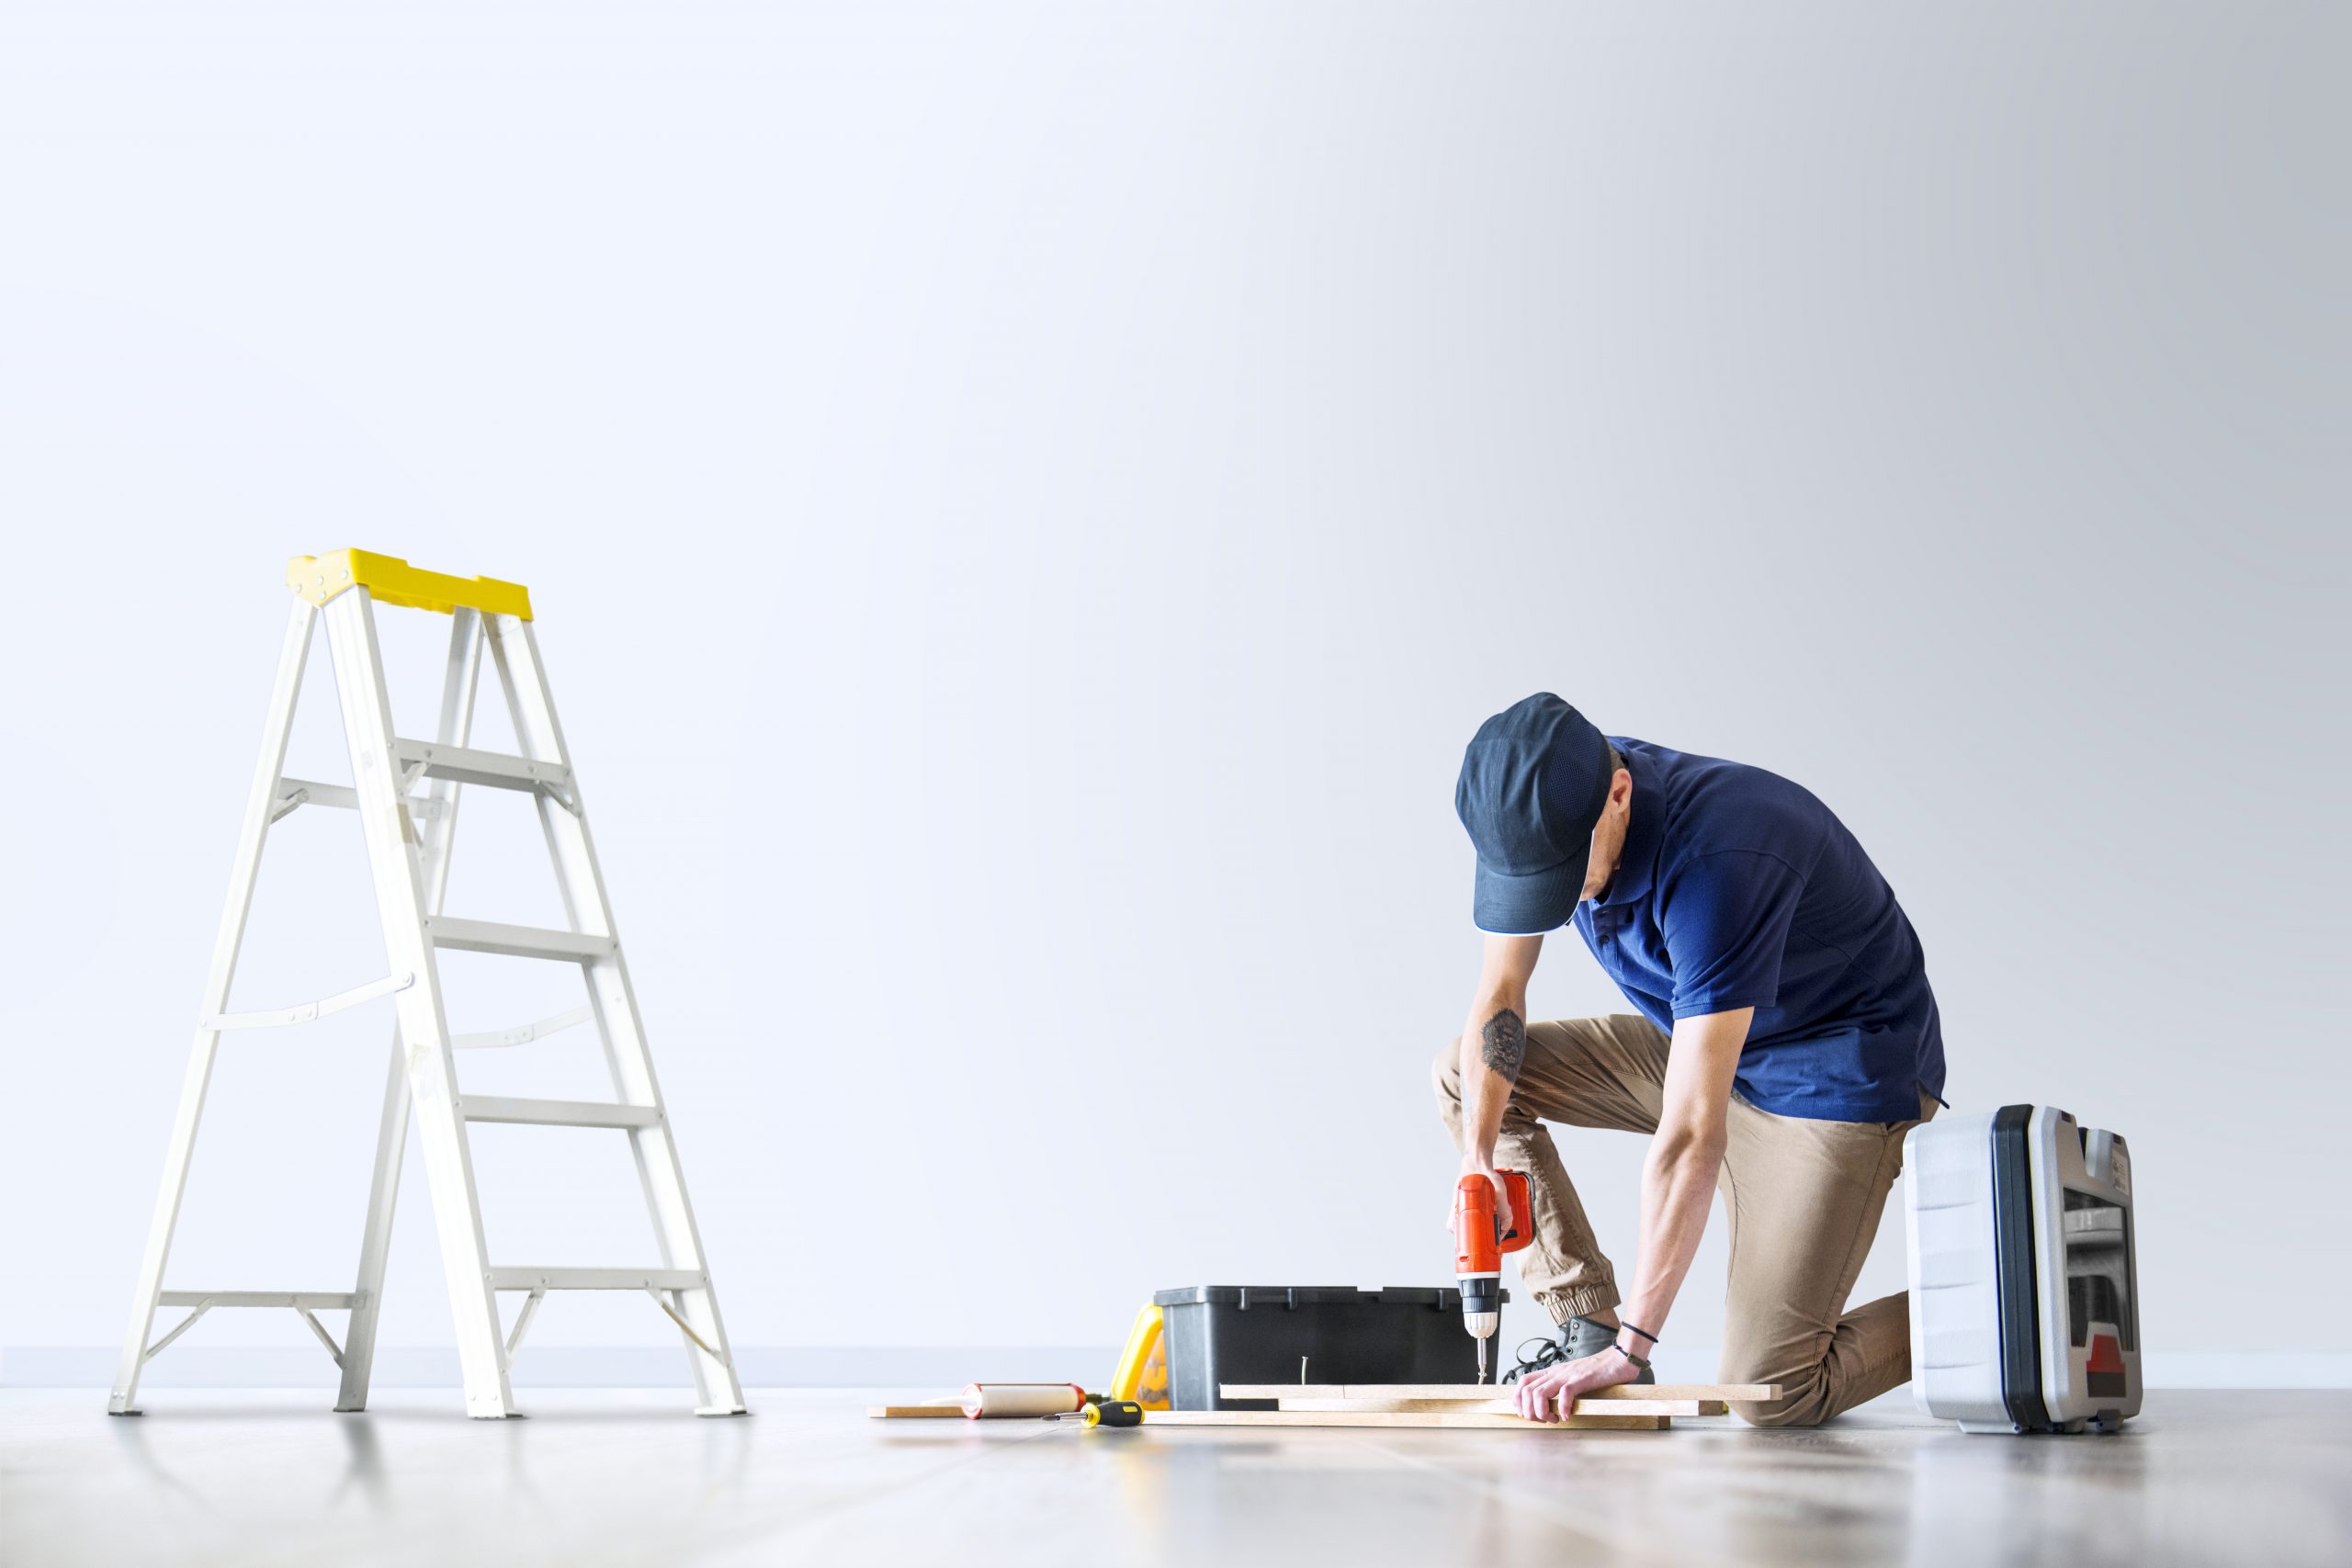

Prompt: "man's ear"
[1611,767,1634,809]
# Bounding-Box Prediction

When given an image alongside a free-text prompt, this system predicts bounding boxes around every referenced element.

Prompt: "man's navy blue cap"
[1454,694,1614,934]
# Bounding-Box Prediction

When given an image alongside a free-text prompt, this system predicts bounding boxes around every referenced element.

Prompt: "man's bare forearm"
[1613,1127,1724,1339]
[1455,996,1526,1168]
[1612,1007,1749,1347]
[1454,935,1544,1240]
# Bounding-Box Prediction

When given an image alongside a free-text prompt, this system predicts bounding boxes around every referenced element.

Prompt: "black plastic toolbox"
[1152,1285,1493,1410]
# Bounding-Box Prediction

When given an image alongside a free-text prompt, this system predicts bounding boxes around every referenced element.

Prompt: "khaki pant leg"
[1719,1090,1937,1427]
[1431,1014,1669,1326]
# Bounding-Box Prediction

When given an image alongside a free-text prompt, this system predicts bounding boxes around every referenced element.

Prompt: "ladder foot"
[462,1384,525,1420]
[696,1404,751,1417]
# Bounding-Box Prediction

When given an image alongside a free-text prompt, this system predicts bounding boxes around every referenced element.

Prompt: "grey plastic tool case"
[1904,1105,2142,1433]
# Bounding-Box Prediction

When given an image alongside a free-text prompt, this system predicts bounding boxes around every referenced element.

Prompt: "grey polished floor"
[3,1387,2346,1567]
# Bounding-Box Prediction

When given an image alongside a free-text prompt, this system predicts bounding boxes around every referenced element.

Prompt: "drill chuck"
[1459,1269,1502,1341]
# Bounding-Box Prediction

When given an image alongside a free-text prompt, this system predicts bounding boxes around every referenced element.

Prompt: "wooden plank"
[1222,1382,1778,1403]
[866,1404,967,1419]
[1275,1397,1720,1418]
[1139,1409,1669,1431]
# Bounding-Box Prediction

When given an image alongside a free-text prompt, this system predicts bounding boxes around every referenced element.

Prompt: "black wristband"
[1619,1320,1659,1346]
[1613,1343,1652,1371]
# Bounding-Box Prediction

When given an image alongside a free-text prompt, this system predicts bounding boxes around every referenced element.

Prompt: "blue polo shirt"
[1569,739,1945,1122]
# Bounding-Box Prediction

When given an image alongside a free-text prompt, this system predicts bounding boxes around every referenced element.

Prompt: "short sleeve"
[1659,850,1804,1019]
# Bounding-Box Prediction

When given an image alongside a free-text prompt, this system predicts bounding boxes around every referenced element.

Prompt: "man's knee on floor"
[1732,1393,1827,1428]
[1723,1349,1834,1427]
[1728,1371,1835,1428]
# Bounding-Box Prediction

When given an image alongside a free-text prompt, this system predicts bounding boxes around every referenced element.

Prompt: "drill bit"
[1476,1337,1487,1384]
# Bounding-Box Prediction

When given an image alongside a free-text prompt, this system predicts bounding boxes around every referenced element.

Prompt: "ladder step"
[158,1292,358,1310]
[461,1095,660,1130]
[490,1268,706,1292]
[424,916,615,963]
[394,739,573,795]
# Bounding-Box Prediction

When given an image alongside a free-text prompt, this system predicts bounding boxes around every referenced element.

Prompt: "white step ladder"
[109,550,746,1420]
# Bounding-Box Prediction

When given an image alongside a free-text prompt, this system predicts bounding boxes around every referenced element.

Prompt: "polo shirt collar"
[1593,743,1663,910]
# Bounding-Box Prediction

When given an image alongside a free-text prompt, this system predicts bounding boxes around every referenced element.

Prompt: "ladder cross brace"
[202,972,414,1032]
[450,1005,595,1051]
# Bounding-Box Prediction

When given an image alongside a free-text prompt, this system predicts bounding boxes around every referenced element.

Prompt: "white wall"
[3,3,2345,1384]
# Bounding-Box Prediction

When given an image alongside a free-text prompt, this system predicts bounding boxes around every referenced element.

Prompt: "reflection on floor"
[4,1387,2346,1567]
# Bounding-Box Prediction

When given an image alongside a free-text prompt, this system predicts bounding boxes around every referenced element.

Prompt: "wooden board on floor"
[1222,1382,1778,1403]
[1275,1397,1722,1417]
[1142,1409,1669,1431]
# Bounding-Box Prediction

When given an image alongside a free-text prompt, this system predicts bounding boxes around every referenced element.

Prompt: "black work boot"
[1503,1314,1657,1385]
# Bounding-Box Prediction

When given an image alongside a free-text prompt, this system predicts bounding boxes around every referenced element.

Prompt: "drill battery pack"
[1904,1104,2143,1434]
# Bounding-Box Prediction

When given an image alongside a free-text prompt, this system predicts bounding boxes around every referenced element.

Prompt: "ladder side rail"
[322,588,517,1418]
[110,600,320,1416]
[485,614,747,1415]
[338,606,486,1412]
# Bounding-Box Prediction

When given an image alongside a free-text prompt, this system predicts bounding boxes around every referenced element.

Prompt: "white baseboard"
[1,1345,1117,1388]
[2132,1352,2352,1388]
[9,1346,2347,1389]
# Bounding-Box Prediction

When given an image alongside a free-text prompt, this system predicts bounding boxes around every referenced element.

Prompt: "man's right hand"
[1455,1161,1518,1244]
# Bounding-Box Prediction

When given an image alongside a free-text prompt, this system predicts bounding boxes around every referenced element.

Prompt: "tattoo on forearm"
[1480,1009,1526,1083]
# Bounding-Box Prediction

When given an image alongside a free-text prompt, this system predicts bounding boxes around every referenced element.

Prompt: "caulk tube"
[960,1383,1088,1419]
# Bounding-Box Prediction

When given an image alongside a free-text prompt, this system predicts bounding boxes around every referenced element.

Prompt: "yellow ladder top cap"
[287,549,533,620]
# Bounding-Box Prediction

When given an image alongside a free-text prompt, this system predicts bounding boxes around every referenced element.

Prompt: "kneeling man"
[1438,694,1944,1426]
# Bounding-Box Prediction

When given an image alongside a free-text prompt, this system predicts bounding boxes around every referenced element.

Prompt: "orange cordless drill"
[1453,1170,1533,1383]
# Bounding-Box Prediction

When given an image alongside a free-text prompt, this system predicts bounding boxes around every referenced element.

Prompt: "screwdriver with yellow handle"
[1046,1398,1145,1428]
